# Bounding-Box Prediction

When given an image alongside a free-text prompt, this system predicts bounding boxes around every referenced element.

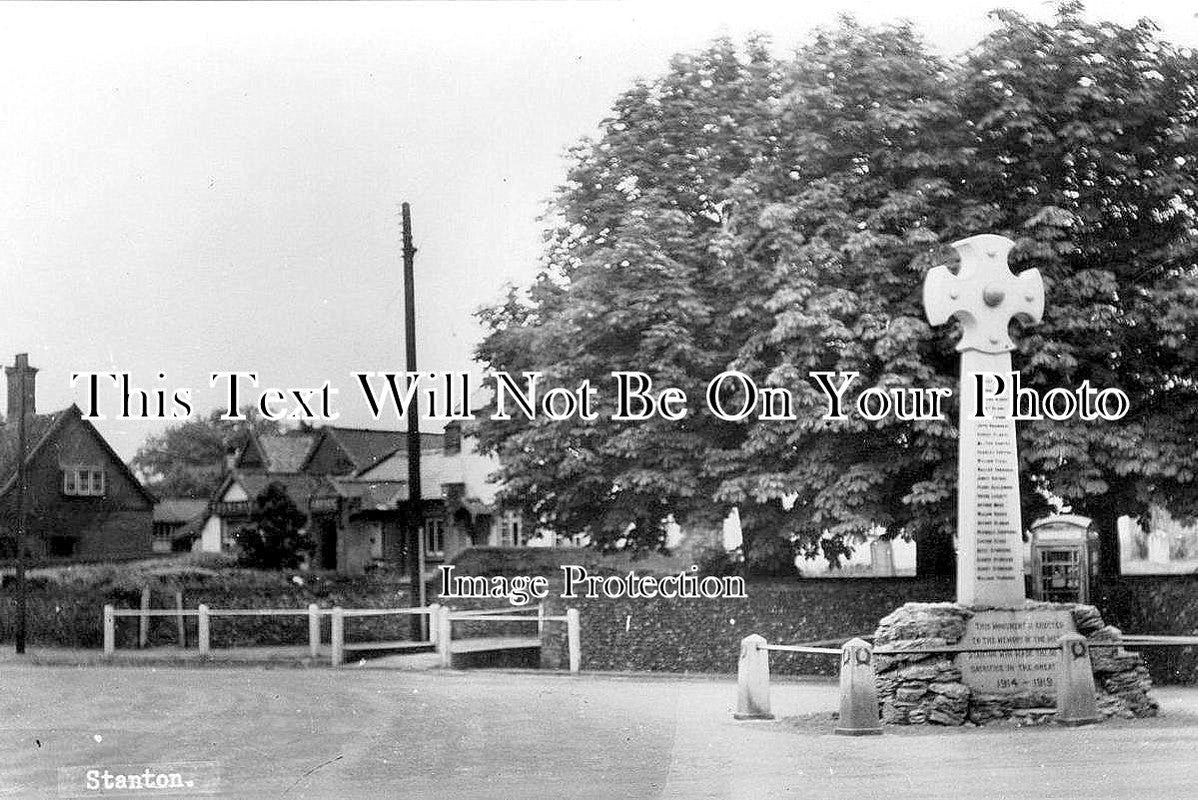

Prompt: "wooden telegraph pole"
[14,358,29,654]
[401,203,426,640]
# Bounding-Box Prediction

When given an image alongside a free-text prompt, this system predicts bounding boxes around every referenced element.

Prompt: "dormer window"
[63,466,105,496]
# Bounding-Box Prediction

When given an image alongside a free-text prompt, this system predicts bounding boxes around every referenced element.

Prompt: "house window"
[424,519,445,557]
[499,511,524,547]
[63,466,105,497]
[152,523,175,553]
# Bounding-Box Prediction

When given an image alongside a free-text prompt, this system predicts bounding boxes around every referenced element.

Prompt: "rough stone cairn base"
[873,602,1158,726]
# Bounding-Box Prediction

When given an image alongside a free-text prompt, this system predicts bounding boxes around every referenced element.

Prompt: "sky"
[1,0,1195,462]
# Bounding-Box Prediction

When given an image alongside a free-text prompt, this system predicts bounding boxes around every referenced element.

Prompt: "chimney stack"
[6,353,37,419]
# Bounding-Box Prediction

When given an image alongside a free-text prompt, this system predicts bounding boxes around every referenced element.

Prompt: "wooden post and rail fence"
[101,601,581,673]
[433,605,580,673]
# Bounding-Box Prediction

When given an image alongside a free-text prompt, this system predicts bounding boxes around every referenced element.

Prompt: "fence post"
[330,607,344,667]
[175,591,186,648]
[103,604,115,656]
[566,608,581,674]
[197,604,210,656]
[138,586,151,648]
[436,606,452,668]
[1057,633,1100,726]
[427,604,441,646]
[835,637,882,736]
[308,604,321,658]
[734,634,773,720]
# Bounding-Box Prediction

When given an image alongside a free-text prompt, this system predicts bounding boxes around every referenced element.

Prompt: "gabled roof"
[312,427,443,474]
[0,409,67,482]
[214,469,323,511]
[257,433,318,473]
[236,431,319,473]
[0,405,156,504]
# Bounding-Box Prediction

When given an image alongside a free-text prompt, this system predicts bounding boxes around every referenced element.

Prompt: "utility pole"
[14,359,28,654]
[401,202,426,640]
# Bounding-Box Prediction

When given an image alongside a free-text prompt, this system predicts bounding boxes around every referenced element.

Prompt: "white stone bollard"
[103,604,115,656]
[734,634,774,720]
[308,604,321,658]
[566,608,581,673]
[835,638,882,736]
[330,607,344,667]
[1057,633,1100,726]
[197,604,210,657]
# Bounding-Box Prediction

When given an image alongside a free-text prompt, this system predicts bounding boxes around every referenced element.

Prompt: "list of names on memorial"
[971,383,1020,587]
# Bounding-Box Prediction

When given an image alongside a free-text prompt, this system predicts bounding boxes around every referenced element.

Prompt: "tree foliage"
[233,482,311,570]
[474,5,1198,576]
[131,408,285,499]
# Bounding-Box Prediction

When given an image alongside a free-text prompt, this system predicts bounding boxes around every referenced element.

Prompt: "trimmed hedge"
[542,575,1198,684]
[1099,575,1198,685]
[542,578,955,676]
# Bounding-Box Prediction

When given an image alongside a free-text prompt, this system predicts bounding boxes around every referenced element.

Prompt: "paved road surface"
[2,664,1195,799]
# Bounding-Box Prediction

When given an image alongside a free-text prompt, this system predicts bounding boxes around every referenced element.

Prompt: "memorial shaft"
[923,234,1044,608]
[957,350,1024,606]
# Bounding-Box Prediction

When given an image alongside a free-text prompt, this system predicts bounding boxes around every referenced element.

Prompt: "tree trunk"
[1086,502,1123,610]
[916,530,956,579]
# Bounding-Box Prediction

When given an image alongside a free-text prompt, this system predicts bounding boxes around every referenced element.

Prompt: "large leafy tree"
[131,408,285,499]
[476,36,782,550]
[954,5,1198,578]
[475,6,1198,578]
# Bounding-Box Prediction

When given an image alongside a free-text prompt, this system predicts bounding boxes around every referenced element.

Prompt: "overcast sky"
[1,1,1195,461]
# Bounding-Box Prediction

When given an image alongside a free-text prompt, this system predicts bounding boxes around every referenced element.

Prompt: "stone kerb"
[872,601,1158,726]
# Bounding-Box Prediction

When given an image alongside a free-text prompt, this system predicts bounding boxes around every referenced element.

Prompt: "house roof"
[0,405,156,504]
[172,513,208,542]
[327,478,408,509]
[256,433,318,473]
[318,427,443,473]
[325,475,495,515]
[355,457,474,491]
[227,470,323,506]
[153,498,209,524]
[0,409,66,483]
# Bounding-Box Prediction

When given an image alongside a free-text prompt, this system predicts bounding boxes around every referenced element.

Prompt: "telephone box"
[1030,514,1098,603]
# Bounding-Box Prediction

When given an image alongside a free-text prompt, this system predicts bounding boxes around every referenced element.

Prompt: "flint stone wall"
[873,602,1157,725]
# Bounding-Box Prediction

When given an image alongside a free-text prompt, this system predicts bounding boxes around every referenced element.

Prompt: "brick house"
[0,354,155,561]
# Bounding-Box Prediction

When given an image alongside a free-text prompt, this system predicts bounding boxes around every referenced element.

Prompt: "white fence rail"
[102,601,580,671]
[103,603,441,663]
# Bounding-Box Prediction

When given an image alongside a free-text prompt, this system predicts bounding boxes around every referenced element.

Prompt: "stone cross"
[923,234,1044,607]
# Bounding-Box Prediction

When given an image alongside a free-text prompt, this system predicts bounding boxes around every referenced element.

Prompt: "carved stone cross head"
[923,234,1045,353]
